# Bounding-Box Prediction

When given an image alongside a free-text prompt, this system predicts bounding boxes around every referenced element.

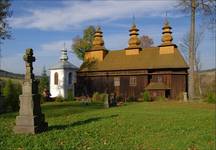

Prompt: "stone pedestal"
[14,80,48,134]
[14,48,48,134]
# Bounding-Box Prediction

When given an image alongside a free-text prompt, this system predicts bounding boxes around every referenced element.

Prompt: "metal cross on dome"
[132,14,136,25]
[63,42,66,50]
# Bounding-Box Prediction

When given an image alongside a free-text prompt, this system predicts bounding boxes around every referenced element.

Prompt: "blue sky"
[1,0,215,75]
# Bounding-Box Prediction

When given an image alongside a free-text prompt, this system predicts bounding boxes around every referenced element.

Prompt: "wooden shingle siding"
[76,69,187,99]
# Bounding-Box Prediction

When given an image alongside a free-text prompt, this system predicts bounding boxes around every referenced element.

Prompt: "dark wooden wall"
[76,69,188,99]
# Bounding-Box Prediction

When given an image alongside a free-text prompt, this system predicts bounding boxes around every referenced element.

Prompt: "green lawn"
[0,101,215,150]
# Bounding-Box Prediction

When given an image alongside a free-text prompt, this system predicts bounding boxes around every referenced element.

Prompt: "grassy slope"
[0,101,215,150]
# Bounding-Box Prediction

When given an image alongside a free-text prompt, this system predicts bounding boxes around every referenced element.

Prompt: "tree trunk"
[195,58,202,97]
[188,0,196,100]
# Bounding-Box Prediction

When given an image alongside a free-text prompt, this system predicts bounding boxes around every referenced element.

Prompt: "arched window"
[54,72,58,85]
[68,72,72,85]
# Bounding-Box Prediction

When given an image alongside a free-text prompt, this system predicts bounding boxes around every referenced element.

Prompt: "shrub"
[40,93,46,104]
[100,93,108,102]
[137,98,144,102]
[155,96,166,101]
[92,92,101,102]
[2,80,21,112]
[116,96,124,102]
[67,90,75,101]
[127,96,137,102]
[205,92,216,103]
[92,92,108,102]
[55,96,65,102]
[142,91,150,102]
[176,92,184,100]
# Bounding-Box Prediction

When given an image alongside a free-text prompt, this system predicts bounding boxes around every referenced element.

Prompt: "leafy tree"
[139,35,154,48]
[177,0,215,99]
[0,0,12,70]
[72,26,96,60]
[0,0,12,40]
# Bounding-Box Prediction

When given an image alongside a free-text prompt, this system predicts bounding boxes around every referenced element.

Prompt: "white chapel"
[49,47,78,98]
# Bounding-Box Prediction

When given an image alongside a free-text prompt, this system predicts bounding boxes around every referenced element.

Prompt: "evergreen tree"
[39,66,49,95]
[39,66,49,102]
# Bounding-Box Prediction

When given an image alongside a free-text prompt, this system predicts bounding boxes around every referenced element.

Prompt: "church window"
[158,76,162,82]
[153,91,157,97]
[54,72,58,85]
[68,72,72,85]
[129,76,137,86]
[114,77,120,87]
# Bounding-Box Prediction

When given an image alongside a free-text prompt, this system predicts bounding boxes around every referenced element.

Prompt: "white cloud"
[41,40,72,51]
[10,0,179,31]
[39,40,82,71]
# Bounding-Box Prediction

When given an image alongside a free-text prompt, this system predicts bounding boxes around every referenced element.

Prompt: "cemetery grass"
[0,101,215,150]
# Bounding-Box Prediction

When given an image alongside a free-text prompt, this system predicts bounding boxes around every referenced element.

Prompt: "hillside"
[0,69,43,81]
[0,69,24,79]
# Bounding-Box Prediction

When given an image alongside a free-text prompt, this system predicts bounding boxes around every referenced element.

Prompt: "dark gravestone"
[0,95,4,114]
[14,48,48,134]
[109,93,117,107]
[104,94,109,108]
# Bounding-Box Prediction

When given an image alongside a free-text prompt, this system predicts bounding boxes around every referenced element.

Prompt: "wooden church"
[76,20,188,100]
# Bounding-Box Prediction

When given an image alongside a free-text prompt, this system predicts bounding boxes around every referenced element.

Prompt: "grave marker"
[14,48,48,134]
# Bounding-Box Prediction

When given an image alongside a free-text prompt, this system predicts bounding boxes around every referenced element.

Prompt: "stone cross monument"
[14,48,48,134]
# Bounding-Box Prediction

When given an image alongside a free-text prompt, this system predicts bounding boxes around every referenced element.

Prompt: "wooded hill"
[0,69,24,79]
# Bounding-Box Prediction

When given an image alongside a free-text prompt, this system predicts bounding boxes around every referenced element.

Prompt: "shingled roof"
[145,82,170,90]
[79,47,188,72]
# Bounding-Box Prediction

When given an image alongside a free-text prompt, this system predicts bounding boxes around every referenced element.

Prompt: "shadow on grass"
[48,114,118,131]
[42,102,103,110]
[42,102,104,118]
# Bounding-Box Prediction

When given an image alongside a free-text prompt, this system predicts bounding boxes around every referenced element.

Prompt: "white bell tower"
[49,45,78,98]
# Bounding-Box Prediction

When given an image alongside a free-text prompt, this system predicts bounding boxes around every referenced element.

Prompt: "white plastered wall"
[50,69,65,98]
[50,69,77,98]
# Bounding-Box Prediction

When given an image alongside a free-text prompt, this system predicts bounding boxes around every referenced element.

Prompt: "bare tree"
[177,0,215,99]
[178,0,216,30]
[139,35,154,48]
[179,28,205,96]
